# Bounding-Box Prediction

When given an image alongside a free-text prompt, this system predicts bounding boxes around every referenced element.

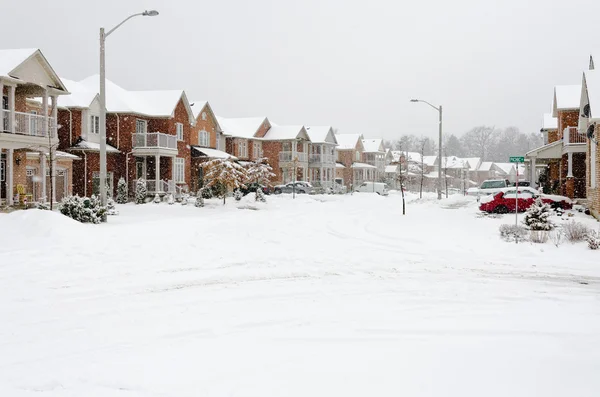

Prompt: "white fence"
[279,152,308,162]
[309,154,335,164]
[1,109,55,137]
[132,133,177,150]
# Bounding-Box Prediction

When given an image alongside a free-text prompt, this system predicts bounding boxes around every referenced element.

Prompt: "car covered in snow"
[479,187,572,213]
[467,179,511,199]
[273,181,313,194]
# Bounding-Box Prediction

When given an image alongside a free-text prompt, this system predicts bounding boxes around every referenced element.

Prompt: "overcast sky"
[1,0,598,140]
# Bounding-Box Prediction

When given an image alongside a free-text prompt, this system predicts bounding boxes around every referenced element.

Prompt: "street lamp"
[99,10,159,207]
[410,99,443,200]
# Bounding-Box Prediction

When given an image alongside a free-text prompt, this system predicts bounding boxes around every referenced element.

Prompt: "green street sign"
[509,156,524,163]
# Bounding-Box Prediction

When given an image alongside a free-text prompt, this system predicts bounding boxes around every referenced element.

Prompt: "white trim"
[198,130,210,147]
[592,142,597,189]
[136,119,147,134]
[174,157,185,183]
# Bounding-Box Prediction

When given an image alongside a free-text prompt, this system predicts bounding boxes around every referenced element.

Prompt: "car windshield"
[481,180,505,189]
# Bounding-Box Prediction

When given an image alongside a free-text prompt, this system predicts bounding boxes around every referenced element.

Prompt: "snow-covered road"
[1,192,599,396]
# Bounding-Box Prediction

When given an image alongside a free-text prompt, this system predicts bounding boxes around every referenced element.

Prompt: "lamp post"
[99,10,159,207]
[410,99,443,200]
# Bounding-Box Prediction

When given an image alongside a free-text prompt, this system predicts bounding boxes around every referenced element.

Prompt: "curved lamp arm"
[410,99,440,112]
[106,10,158,38]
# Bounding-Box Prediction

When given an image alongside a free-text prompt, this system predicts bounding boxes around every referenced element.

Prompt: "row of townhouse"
[0,48,391,205]
[386,151,523,192]
[525,53,600,218]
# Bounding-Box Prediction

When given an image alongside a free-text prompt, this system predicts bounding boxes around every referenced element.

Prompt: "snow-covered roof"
[53,77,97,108]
[362,138,384,153]
[26,150,80,160]
[422,156,437,166]
[385,165,399,173]
[541,113,558,131]
[351,162,377,169]
[494,162,515,175]
[216,116,267,139]
[424,171,449,179]
[306,126,337,144]
[190,101,208,119]
[584,70,600,120]
[336,163,345,169]
[463,157,481,171]
[335,134,362,150]
[72,75,194,121]
[192,146,236,160]
[441,156,467,169]
[0,48,68,93]
[262,124,309,141]
[406,152,423,163]
[477,161,494,172]
[69,139,120,153]
[553,85,582,116]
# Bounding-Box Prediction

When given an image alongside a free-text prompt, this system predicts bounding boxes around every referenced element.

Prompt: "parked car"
[354,181,389,195]
[512,181,531,187]
[479,187,572,213]
[467,179,511,199]
[273,181,313,194]
[238,182,271,196]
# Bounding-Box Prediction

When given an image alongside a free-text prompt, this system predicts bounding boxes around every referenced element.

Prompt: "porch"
[133,154,180,195]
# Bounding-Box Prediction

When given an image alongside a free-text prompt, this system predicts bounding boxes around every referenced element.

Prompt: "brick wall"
[337,150,354,187]
[547,130,559,143]
[191,103,219,149]
[558,110,579,138]
[262,141,282,183]
[588,124,600,217]
[254,119,271,138]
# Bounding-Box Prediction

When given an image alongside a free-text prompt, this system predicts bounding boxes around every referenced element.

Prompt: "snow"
[385,164,398,173]
[584,70,600,120]
[361,138,384,153]
[441,156,466,169]
[216,116,268,139]
[305,126,336,144]
[553,84,582,113]
[494,162,516,175]
[422,155,437,166]
[262,124,308,140]
[463,157,481,171]
[335,133,362,150]
[2,194,600,396]
[69,139,120,153]
[0,48,37,77]
[542,113,558,130]
[190,100,208,119]
[351,162,377,169]
[478,161,494,172]
[335,163,345,168]
[192,146,236,159]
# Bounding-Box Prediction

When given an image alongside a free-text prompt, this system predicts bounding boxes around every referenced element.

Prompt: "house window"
[355,151,360,162]
[237,140,248,158]
[136,119,147,134]
[282,142,292,152]
[90,115,100,134]
[174,158,185,183]
[176,123,184,141]
[198,130,210,147]
[201,112,207,121]
[253,141,262,159]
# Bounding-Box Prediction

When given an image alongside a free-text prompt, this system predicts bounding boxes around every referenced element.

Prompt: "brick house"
[217,116,270,165]
[305,126,337,189]
[261,124,311,184]
[58,76,196,197]
[1,48,74,206]
[525,85,586,198]
[580,66,600,217]
[334,133,375,188]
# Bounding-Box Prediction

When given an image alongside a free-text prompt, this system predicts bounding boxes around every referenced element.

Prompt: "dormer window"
[90,115,100,134]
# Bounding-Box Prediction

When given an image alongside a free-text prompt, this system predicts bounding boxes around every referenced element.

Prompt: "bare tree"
[460,125,496,160]
[418,137,428,199]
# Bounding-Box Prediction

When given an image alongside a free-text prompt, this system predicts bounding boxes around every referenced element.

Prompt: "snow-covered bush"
[499,224,528,243]
[181,193,190,205]
[36,201,50,210]
[550,229,563,247]
[167,193,174,205]
[106,197,119,216]
[195,189,204,208]
[135,178,147,204]
[523,198,554,231]
[255,187,266,202]
[153,193,161,204]
[562,221,590,242]
[586,230,600,250]
[234,189,243,201]
[201,187,213,199]
[116,177,128,204]
[59,195,106,224]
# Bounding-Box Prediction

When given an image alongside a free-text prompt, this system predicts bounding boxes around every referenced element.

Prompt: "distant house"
[361,138,386,181]
[306,126,338,190]
[335,133,375,188]
[261,124,311,184]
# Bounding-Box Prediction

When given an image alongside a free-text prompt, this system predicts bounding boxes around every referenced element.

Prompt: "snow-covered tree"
[195,189,205,207]
[106,197,118,215]
[523,198,554,231]
[181,193,190,205]
[116,177,128,204]
[59,195,106,224]
[202,158,248,204]
[135,178,147,204]
[247,158,275,202]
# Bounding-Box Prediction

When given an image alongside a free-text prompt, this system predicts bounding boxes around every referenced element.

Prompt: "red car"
[479,187,573,213]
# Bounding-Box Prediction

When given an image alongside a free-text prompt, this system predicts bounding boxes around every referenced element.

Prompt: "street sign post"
[510,156,523,241]
[509,156,524,163]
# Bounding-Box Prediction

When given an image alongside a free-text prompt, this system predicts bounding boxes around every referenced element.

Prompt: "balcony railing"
[563,127,587,144]
[132,132,177,150]
[1,109,56,138]
[309,153,335,164]
[279,151,308,163]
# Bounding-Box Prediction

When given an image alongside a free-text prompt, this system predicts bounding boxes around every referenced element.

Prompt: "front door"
[26,168,37,201]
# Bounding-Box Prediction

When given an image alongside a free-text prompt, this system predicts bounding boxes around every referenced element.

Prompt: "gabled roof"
[583,70,600,121]
[422,155,437,166]
[494,162,516,175]
[463,157,481,171]
[335,134,363,150]
[190,101,222,132]
[216,116,268,139]
[362,138,385,153]
[541,113,558,131]
[69,139,120,153]
[306,126,337,144]
[55,77,98,108]
[262,124,310,141]
[73,75,195,122]
[440,156,467,169]
[0,48,68,94]
[192,146,236,160]
[552,85,582,116]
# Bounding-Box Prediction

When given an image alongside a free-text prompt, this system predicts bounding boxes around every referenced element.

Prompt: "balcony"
[279,151,308,163]
[1,109,57,147]
[562,127,587,154]
[309,153,335,165]
[132,132,178,156]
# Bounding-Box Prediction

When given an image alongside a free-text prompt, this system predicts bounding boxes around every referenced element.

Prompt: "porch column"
[51,96,58,138]
[8,85,16,133]
[530,156,537,188]
[0,81,4,132]
[567,152,574,178]
[42,90,49,137]
[51,155,57,203]
[171,156,175,193]
[7,149,13,205]
[155,154,160,192]
[40,153,47,202]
